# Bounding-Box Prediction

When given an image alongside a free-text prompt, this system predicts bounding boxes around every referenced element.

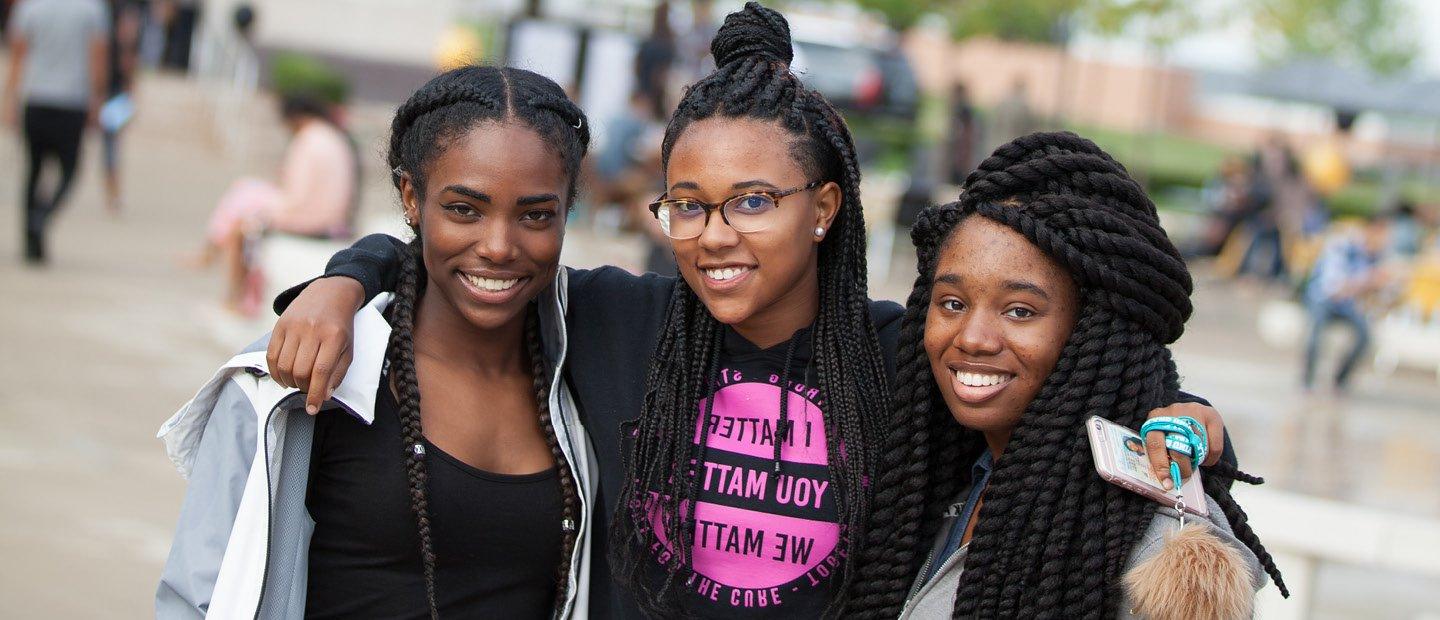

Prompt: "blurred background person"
[586,90,670,274]
[987,78,1040,150]
[1302,216,1392,395]
[1389,199,1421,258]
[0,0,13,42]
[99,0,141,214]
[633,0,674,121]
[4,0,109,264]
[675,0,716,82]
[156,0,197,73]
[187,94,357,315]
[1235,152,1285,284]
[1193,155,1253,258]
[941,81,978,186]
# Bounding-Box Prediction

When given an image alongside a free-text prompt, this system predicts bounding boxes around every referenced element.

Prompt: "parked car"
[791,39,919,120]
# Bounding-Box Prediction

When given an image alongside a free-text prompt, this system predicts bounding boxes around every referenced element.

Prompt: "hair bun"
[710,1,793,69]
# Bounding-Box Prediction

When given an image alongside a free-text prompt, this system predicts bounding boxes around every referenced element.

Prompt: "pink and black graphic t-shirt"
[640,326,845,618]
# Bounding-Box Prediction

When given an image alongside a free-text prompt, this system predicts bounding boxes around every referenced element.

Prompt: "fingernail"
[306,404,318,415]
[1161,478,1173,491]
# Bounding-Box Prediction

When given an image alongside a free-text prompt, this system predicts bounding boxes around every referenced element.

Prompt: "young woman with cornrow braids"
[157,66,599,619]
[846,132,1284,619]
[264,5,1237,619]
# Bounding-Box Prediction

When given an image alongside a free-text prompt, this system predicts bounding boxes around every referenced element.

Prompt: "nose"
[696,207,740,253]
[952,312,1003,357]
[473,218,520,265]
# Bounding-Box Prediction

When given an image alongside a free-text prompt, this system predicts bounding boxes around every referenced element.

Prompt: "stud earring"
[815,227,825,237]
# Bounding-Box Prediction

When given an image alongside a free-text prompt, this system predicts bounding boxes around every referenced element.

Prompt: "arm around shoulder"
[273,233,408,315]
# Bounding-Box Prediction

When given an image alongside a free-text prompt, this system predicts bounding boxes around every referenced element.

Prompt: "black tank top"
[304,365,566,619]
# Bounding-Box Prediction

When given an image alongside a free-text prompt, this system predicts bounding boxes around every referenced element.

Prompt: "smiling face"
[401,120,568,333]
[924,215,1080,442]
[663,117,841,343]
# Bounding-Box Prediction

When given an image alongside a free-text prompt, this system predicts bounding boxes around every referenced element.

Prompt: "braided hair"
[385,65,589,618]
[846,131,1287,618]
[609,3,891,616]
[389,65,589,205]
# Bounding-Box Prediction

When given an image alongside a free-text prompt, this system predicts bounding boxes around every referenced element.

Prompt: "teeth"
[704,266,751,281]
[463,273,520,292]
[954,371,1010,387]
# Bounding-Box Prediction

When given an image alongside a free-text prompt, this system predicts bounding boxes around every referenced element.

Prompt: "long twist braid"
[848,132,1285,618]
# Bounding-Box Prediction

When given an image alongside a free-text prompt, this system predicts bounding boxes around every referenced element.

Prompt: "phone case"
[1086,415,1208,517]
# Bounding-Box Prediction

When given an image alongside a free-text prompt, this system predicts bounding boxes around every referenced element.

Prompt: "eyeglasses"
[648,180,824,240]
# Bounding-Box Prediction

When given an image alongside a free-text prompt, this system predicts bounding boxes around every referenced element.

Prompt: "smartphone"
[1086,415,1208,517]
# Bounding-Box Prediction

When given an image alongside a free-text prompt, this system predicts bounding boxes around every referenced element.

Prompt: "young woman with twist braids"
[846,132,1284,619]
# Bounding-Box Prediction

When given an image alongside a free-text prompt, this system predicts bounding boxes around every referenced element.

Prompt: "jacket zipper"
[252,403,282,620]
[904,545,940,610]
[549,298,581,620]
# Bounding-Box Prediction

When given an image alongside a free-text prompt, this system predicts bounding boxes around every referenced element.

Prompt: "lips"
[947,367,1016,404]
[698,264,755,292]
[455,270,529,304]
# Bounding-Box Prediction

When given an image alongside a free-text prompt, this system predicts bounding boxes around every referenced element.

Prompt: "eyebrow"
[443,186,558,207]
[933,273,1052,301]
[517,193,560,206]
[442,185,490,203]
[1003,279,1050,300]
[730,179,778,190]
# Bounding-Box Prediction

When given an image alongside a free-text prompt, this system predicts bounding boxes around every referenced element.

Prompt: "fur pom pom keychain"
[1124,519,1254,620]
[1126,418,1254,620]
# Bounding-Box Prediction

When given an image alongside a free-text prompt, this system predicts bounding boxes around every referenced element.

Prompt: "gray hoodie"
[899,493,1266,619]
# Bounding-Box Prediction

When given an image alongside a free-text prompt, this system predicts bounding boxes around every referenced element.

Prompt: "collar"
[324,293,393,424]
[973,450,994,477]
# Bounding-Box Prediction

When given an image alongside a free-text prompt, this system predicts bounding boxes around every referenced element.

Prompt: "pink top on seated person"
[205,118,356,244]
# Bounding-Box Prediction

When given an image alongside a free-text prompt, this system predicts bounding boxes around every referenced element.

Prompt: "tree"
[1249,0,1419,74]
[852,0,948,31]
[1081,0,1201,50]
[950,0,1083,43]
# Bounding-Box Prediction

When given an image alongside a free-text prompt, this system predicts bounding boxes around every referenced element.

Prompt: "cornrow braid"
[848,131,1285,618]
[381,64,592,618]
[609,3,890,617]
[388,65,590,204]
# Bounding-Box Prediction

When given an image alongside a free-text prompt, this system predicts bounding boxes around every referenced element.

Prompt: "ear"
[399,175,420,226]
[812,181,842,241]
